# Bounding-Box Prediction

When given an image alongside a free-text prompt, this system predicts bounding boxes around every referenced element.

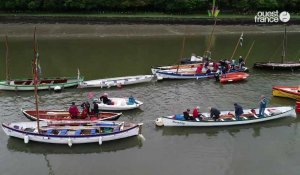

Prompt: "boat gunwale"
[2,122,139,138]
[162,106,295,124]
[272,86,300,96]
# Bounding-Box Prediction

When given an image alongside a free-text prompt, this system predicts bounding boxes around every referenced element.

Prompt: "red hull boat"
[220,72,249,84]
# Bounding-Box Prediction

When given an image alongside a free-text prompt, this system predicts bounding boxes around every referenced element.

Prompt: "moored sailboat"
[0,33,83,91]
[253,25,300,71]
[1,28,144,146]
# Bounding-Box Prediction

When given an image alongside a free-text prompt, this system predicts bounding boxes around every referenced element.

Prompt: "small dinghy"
[155,106,296,127]
[95,97,143,111]
[78,75,154,88]
[220,72,249,83]
[22,109,122,122]
[2,121,143,146]
[272,86,300,100]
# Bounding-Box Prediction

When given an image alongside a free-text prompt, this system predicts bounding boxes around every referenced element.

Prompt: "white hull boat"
[78,75,154,88]
[95,97,143,111]
[155,106,296,127]
[154,68,247,80]
[2,121,143,146]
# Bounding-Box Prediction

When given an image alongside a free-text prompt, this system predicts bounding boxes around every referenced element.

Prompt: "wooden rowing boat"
[155,106,295,127]
[220,72,249,83]
[22,109,122,121]
[0,76,83,91]
[272,86,300,100]
[155,68,247,80]
[78,75,154,88]
[2,121,143,146]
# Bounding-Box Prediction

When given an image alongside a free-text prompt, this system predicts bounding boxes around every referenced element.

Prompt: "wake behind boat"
[2,121,143,146]
[155,106,295,127]
[78,75,154,88]
[22,109,122,122]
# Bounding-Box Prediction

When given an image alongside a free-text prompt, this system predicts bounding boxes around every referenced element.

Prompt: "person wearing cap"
[209,107,220,121]
[69,102,80,119]
[100,93,113,105]
[234,103,244,120]
[258,95,267,117]
[183,109,193,120]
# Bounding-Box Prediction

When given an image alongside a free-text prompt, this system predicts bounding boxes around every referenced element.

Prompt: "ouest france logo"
[254,11,290,23]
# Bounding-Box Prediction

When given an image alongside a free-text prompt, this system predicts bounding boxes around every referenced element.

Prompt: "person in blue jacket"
[258,95,267,117]
[234,103,244,120]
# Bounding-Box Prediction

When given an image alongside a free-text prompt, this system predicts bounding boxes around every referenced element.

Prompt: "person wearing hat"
[69,102,80,119]
[234,103,244,120]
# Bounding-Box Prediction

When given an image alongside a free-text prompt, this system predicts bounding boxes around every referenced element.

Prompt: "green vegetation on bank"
[0,0,299,14]
[1,13,300,19]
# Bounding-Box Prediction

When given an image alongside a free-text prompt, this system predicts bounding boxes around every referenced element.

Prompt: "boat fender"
[296,101,300,113]
[155,118,164,126]
[24,135,29,144]
[99,136,102,145]
[156,76,163,81]
[68,138,72,147]
[54,86,62,92]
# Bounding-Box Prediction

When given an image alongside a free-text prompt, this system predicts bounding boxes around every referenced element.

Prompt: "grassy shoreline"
[0,13,300,25]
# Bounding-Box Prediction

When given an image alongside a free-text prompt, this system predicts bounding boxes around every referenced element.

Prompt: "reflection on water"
[1,28,300,175]
[157,117,296,138]
[7,136,143,155]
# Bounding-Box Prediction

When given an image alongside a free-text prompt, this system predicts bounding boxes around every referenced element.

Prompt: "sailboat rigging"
[253,25,300,71]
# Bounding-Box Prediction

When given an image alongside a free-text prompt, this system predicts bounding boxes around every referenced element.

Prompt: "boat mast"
[230,33,243,60]
[204,0,218,59]
[282,25,287,64]
[205,18,217,58]
[176,27,187,73]
[33,27,40,133]
[4,35,10,82]
[244,40,255,65]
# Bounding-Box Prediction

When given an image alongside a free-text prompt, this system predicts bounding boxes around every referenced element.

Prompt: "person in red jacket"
[196,64,203,74]
[192,106,202,120]
[69,102,80,119]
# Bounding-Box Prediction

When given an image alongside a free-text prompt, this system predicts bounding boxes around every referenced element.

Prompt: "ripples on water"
[0,32,300,175]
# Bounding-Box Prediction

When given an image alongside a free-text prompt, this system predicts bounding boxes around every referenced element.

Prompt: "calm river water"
[0,24,300,175]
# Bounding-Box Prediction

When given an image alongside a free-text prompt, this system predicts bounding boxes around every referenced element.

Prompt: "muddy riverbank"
[1,24,300,38]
